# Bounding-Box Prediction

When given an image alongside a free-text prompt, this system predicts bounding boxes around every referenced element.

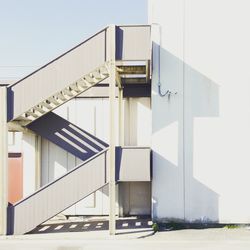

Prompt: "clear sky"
[0,0,148,81]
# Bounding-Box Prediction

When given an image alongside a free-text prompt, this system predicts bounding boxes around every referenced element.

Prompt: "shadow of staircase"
[28,216,153,234]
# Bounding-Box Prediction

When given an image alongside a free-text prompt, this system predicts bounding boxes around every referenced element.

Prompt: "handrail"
[11,148,109,207]
[8,27,108,88]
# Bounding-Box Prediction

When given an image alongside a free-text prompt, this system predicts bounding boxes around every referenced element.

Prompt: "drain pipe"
[152,23,177,98]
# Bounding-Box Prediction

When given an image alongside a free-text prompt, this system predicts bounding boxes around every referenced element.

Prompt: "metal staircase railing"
[7,27,109,124]
[8,63,109,126]
[7,149,108,235]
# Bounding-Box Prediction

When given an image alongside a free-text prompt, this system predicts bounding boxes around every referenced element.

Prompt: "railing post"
[108,24,116,235]
[118,87,124,146]
[0,86,8,235]
[35,135,41,190]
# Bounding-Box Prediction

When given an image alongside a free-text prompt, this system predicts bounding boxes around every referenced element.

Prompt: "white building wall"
[124,97,152,146]
[41,97,151,215]
[149,0,250,223]
[8,132,22,153]
[149,0,185,221]
[22,133,36,197]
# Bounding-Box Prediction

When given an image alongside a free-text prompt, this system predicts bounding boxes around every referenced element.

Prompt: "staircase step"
[62,88,74,97]
[33,106,46,114]
[56,92,70,101]
[47,97,62,106]
[19,114,35,122]
[91,71,103,80]
[41,101,55,110]
[69,83,81,92]
[25,110,41,119]
[84,75,97,84]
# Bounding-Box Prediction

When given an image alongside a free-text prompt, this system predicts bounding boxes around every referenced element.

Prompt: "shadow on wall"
[28,112,108,162]
[152,42,220,223]
[124,97,151,146]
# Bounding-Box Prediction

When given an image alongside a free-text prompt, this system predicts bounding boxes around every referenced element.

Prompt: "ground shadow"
[28,216,153,235]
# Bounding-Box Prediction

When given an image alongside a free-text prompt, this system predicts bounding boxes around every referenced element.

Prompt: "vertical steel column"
[0,86,8,235]
[118,88,124,146]
[35,135,41,190]
[108,24,116,235]
[117,66,124,219]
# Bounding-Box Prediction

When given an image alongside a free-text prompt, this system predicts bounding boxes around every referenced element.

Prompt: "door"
[8,153,23,204]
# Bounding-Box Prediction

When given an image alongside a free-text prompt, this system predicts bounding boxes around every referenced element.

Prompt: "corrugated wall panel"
[116,147,151,182]
[116,26,151,61]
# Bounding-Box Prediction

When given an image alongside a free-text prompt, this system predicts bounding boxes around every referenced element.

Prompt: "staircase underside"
[8,60,149,129]
[13,63,109,126]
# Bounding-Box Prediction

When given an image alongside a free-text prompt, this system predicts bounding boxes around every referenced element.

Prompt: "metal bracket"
[158,83,177,97]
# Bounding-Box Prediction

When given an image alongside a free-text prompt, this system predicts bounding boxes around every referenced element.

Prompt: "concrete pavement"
[1,228,250,250]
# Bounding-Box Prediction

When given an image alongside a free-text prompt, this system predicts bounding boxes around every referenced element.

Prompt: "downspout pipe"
[152,23,177,98]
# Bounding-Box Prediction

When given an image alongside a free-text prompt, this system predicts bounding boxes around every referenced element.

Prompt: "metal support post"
[35,135,41,190]
[108,24,116,235]
[118,87,124,146]
[0,86,8,235]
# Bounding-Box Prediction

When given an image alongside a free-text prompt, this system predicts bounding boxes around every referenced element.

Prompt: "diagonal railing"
[7,149,108,235]
[7,28,109,123]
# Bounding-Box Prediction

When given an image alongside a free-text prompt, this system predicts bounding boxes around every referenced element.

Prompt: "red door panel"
[8,153,23,204]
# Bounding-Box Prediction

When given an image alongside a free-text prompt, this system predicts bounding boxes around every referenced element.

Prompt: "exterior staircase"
[6,25,151,235]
